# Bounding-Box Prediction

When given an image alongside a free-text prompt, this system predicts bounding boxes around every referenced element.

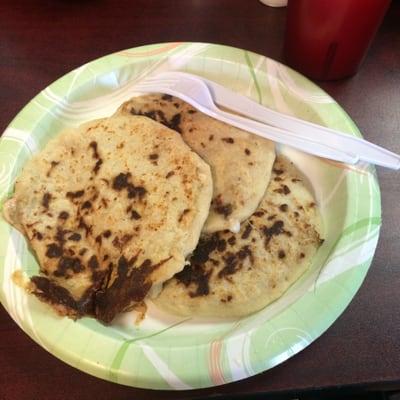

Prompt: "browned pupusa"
[3,115,213,323]
[116,94,276,234]
[154,155,324,318]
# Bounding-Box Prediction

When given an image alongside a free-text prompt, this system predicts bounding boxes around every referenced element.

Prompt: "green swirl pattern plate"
[0,43,381,389]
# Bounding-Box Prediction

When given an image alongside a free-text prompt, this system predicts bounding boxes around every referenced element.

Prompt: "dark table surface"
[1,1,399,399]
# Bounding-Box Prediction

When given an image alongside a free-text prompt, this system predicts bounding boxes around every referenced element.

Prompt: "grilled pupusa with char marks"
[154,155,324,318]
[3,115,213,323]
[116,94,276,234]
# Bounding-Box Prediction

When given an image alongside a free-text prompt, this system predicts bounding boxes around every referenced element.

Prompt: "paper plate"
[0,42,381,390]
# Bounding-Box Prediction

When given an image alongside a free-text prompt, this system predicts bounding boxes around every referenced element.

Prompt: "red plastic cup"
[284,0,391,81]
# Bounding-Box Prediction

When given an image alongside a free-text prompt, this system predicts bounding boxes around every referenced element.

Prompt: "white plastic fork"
[131,74,359,164]
[132,71,400,169]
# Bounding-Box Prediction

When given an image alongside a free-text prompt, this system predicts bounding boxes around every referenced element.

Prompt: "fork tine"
[139,78,179,86]
[133,80,174,88]
[135,81,172,87]
[132,83,171,92]
[142,75,179,82]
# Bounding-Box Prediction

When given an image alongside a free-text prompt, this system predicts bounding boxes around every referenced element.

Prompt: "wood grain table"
[1,1,399,399]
